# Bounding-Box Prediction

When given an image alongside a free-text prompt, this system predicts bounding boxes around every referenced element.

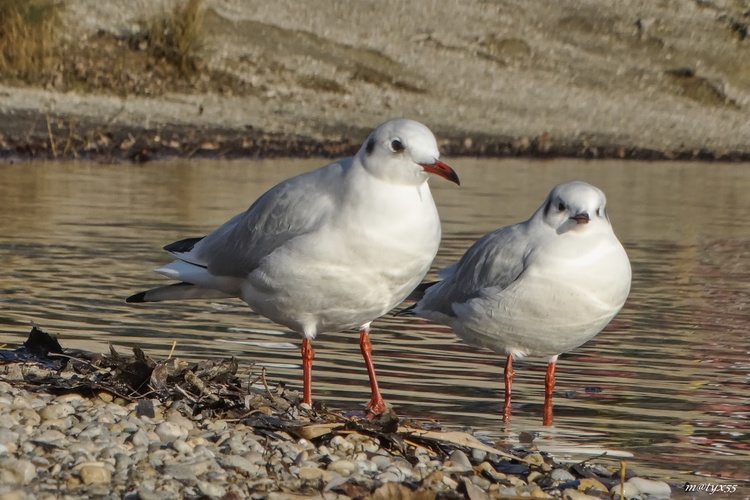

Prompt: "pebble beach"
[0,328,677,499]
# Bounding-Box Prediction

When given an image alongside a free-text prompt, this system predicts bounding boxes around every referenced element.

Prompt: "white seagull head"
[357,118,459,186]
[534,180,611,235]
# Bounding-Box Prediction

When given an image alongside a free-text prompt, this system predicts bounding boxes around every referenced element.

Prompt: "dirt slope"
[1,0,749,160]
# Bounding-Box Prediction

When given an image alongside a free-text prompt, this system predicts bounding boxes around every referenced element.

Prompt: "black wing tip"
[163,236,204,254]
[394,304,417,317]
[126,291,147,303]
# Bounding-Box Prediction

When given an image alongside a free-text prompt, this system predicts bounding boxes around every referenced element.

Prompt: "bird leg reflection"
[301,338,315,406]
[503,354,515,421]
[359,327,387,415]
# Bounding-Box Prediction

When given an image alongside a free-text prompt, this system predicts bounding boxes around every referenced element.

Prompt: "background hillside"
[1,0,749,160]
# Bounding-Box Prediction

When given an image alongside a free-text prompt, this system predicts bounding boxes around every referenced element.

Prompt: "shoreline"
[2,108,750,164]
[0,326,679,499]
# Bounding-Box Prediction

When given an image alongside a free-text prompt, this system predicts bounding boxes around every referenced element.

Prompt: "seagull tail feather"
[126,283,233,303]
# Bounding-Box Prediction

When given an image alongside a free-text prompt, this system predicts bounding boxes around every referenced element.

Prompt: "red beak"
[418,159,460,185]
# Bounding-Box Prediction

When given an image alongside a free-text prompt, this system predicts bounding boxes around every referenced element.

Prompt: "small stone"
[10,397,32,411]
[205,420,228,432]
[163,464,197,481]
[470,474,492,490]
[327,459,359,477]
[390,458,413,478]
[507,475,527,487]
[442,475,459,489]
[293,450,308,466]
[527,470,543,483]
[222,455,259,475]
[154,422,187,443]
[476,461,506,482]
[371,455,392,471]
[299,467,324,480]
[563,489,601,500]
[78,424,104,439]
[167,412,194,431]
[35,429,66,443]
[323,474,350,492]
[197,480,226,498]
[0,489,30,500]
[578,477,608,493]
[463,477,490,500]
[242,451,264,464]
[627,477,671,498]
[130,428,151,447]
[357,459,377,473]
[0,458,37,485]
[516,483,545,497]
[136,484,161,500]
[525,453,545,466]
[610,482,641,500]
[57,393,86,404]
[76,463,111,485]
[329,435,354,454]
[444,450,473,473]
[97,392,114,403]
[471,448,487,463]
[377,471,402,483]
[172,439,193,455]
[0,428,19,447]
[551,468,576,482]
[0,415,19,430]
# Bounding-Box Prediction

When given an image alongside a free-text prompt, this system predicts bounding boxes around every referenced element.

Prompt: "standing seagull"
[127,118,459,415]
[410,181,630,424]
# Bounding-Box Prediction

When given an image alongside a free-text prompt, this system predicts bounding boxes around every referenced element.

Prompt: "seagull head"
[535,181,611,234]
[357,119,460,186]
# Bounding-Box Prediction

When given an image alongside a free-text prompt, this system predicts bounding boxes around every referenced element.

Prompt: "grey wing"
[417,223,533,317]
[172,160,348,277]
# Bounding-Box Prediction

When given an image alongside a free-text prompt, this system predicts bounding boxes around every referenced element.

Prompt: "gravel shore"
[0,328,677,499]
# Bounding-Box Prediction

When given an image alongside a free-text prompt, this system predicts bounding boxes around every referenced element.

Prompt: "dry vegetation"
[0,0,246,95]
[0,0,58,81]
[129,0,205,76]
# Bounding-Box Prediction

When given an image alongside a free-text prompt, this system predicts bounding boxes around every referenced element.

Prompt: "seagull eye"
[389,139,405,153]
[558,202,565,211]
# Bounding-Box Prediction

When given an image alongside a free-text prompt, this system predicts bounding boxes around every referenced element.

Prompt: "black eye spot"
[558,202,565,211]
[365,138,375,155]
[596,208,601,216]
[390,139,405,153]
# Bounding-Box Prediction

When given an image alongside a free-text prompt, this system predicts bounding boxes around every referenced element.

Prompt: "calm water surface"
[0,159,748,485]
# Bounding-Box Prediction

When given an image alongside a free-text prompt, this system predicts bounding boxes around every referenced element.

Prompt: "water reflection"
[0,159,748,484]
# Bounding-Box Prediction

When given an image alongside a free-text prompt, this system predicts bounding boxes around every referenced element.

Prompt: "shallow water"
[1,158,748,485]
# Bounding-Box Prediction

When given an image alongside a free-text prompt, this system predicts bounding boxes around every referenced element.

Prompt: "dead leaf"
[397,426,522,462]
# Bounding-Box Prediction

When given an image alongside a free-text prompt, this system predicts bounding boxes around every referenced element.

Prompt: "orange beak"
[419,159,460,185]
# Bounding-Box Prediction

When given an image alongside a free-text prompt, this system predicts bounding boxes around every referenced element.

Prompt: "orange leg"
[301,338,315,406]
[543,360,556,426]
[545,360,556,397]
[359,327,387,415]
[503,354,515,422]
